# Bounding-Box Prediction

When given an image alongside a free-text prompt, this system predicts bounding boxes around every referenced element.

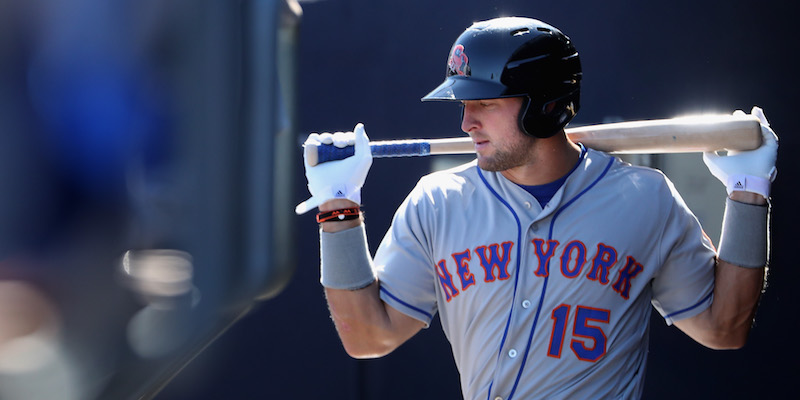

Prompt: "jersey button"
[508,349,518,358]
[522,300,531,309]
[523,201,532,209]
[494,397,503,400]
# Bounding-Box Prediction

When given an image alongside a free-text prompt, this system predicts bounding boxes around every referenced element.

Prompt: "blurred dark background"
[0,0,795,399]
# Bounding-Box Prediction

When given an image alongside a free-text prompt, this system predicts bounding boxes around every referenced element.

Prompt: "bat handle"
[307,140,432,166]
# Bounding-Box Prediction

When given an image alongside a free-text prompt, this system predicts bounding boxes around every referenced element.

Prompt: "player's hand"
[295,123,373,214]
[703,106,778,199]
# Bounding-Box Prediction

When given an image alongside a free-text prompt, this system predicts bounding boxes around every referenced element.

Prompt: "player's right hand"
[295,123,373,215]
[702,106,778,199]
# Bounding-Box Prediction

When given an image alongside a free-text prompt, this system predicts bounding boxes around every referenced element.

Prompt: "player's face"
[461,97,535,171]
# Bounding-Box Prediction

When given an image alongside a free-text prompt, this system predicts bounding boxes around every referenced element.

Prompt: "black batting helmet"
[422,17,582,139]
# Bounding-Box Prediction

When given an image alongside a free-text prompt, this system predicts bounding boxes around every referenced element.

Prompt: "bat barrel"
[565,115,762,154]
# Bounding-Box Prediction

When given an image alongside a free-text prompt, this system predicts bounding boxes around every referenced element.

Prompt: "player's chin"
[476,156,502,172]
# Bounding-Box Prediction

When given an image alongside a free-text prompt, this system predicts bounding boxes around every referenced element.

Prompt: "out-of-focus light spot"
[118,249,199,359]
[119,249,194,301]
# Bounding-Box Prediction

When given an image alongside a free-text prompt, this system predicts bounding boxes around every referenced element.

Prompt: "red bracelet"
[316,207,361,223]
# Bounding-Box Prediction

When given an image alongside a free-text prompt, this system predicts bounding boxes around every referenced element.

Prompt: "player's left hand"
[295,123,373,214]
[703,106,778,199]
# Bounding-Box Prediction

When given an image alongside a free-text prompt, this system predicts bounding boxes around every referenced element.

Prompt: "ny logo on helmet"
[447,44,470,76]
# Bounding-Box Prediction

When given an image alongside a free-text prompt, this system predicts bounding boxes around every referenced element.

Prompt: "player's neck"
[500,134,581,186]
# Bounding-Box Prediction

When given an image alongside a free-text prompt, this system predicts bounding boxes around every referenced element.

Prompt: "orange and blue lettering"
[571,306,610,362]
[560,241,586,278]
[452,249,475,291]
[435,259,459,302]
[532,239,559,277]
[586,243,617,285]
[612,256,643,299]
[475,242,514,282]
[547,304,571,358]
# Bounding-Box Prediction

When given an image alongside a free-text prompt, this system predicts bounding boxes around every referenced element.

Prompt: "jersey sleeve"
[374,184,438,327]
[650,178,716,325]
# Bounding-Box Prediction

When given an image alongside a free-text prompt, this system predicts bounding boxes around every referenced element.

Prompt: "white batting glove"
[295,123,373,214]
[703,106,778,199]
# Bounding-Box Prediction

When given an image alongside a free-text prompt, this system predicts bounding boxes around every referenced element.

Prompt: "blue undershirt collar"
[516,145,587,208]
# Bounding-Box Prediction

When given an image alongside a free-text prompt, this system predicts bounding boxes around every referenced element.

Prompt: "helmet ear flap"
[518,96,535,137]
[519,91,580,139]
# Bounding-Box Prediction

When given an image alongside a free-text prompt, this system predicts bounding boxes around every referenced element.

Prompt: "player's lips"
[468,131,492,153]
[472,138,490,151]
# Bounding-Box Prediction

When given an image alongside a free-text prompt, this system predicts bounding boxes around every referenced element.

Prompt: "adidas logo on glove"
[332,185,347,198]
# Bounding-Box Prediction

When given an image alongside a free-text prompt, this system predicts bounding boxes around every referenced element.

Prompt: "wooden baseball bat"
[305,114,762,166]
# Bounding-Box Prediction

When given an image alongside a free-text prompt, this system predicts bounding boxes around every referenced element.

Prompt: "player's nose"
[461,103,480,134]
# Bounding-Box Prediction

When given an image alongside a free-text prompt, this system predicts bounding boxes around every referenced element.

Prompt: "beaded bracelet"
[316,207,361,223]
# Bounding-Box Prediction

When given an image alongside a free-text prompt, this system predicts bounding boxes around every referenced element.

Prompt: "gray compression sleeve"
[320,225,376,289]
[717,198,770,268]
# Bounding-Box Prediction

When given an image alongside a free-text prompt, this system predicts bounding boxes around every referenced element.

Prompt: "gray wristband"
[320,225,376,289]
[717,197,770,268]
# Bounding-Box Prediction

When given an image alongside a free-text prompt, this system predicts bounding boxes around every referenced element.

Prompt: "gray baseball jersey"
[375,148,715,400]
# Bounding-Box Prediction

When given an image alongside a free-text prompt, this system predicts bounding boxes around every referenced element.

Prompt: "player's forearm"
[325,282,400,358]
[698,260,764,349]
[729,191,767,206]
[317,202,422,358]
[677,191,768,349]
[704,191,767,347]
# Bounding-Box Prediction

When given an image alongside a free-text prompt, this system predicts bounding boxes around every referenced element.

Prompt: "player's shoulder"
[590,149,675,194]
[417,159,480,189]
[610,157,668,180]
[407,159,481,202]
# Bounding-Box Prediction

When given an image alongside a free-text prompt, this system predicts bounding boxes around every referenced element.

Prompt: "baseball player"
[297,17,777,399]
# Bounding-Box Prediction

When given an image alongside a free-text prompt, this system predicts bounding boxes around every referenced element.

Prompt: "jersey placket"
[480,157,615,400]
[478,168,555,400]
[488,215,551,400]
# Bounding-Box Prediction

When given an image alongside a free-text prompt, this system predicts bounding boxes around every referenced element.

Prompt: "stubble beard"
[476,134,538,172]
